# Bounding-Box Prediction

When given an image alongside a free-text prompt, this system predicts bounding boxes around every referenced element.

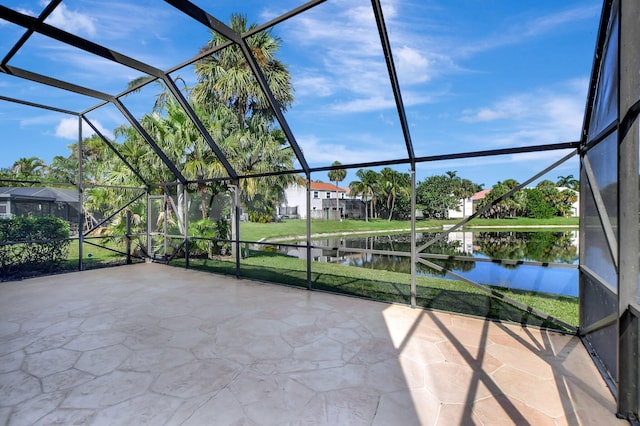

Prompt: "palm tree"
[48,155,77,183]
[11,157,46,178]
[445,170,457,180]
[556,174,579,191]
[478,179,524,218]
[328,161,347,221]
[227,113,297,217]
[193,13,294,125]
[451,175,483,218]
[349,179,369,221]
[75,14,297,227]
[379,167,410,221]
[357,169,379,219]
[193,14,296,222]
[504,179,527,217]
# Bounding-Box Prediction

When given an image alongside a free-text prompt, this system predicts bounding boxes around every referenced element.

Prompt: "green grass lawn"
[172,250,578,332]
[66,239,127,260]
[240,217,579,242]
[62,238,142,270]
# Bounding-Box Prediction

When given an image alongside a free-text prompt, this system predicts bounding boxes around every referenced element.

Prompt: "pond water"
[268,229,579,297]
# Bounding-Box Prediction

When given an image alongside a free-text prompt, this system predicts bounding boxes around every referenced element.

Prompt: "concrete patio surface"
[0,263,624,425]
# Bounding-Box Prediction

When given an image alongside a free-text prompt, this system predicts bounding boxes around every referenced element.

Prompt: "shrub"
[248,211,273,223]
[188,218,231,258]
[0,216,71,279]
[524,188,556,219]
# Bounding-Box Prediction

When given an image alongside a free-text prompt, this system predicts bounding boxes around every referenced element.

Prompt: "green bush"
[248,211,273,223]
[524,188,556,219]
[188,218,231,258]
[0,216,71,279]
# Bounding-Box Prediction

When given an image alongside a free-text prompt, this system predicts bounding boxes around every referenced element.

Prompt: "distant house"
[471,189,491,215]
[444,189,490,219]
[279,181,364,220]
[0,187,80,223]
[447,195,474,219]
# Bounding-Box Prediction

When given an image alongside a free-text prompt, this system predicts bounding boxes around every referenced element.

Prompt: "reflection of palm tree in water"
[344,236,474,276]
[340,231,577,275]
[475,231,578,265]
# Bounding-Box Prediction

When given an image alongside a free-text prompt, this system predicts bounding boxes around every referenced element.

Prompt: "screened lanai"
[0,0,639,423]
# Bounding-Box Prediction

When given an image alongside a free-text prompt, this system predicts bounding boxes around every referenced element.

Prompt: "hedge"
[0,216,71,279]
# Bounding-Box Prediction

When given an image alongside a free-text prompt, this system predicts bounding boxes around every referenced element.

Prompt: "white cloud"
[394,46,431,85]
[460,96,530,123]
[17,7,37,17]
[280,0,440,113]
[458,4,600,57]
[462,108,507,122]
[45,3,96,37]
[524,5,600,37]
[330,95,396,113]
[20,1,199,88]
[444,79,588,154]
[18,113,58,127]
[457,78,588,147]
[55,117,111,140]
[293,76,334,97]
[281,0,594,115]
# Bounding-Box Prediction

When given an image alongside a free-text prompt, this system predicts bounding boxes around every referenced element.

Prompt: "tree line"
[345,168,481,221]
[343,168,578,221]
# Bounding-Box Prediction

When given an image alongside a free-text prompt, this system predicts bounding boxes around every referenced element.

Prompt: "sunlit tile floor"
[0,263,624,425]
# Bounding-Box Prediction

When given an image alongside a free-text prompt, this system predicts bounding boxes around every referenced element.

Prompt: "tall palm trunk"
[198,179,208,220]
[364,195,368,222]
[335,180,340,221]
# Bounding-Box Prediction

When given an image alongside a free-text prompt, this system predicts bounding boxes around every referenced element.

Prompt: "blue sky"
[0,0,602,189]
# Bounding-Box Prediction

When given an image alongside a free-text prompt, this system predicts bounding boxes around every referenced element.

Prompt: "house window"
[341,193,344,199]
[0,204,6,214]
[326,192,331,198]
[313,191,318,198]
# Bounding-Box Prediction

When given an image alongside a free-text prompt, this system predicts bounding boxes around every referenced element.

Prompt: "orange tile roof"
[308,181,347,192]
[471,189,491,200]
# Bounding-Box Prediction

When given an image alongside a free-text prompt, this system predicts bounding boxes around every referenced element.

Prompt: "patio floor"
[0,263,624,425]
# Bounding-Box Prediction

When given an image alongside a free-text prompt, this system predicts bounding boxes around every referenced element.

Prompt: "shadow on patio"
[0,263,623,425]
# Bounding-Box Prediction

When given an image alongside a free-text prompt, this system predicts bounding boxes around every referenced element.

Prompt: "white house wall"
[447,197,474,219]
[281,183,346,219]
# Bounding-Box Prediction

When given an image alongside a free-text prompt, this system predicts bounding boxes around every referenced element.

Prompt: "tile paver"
[0,263,625,425]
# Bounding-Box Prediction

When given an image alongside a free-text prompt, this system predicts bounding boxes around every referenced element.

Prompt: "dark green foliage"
[416,175,460,219]
[474,231,577,265]
[416,171,482,219]
[188,218,231,258]
[248,211,273,223]
[0,216,70,279]
[477,179,525,219]
[524,188,556,218]
[245,193,275,223]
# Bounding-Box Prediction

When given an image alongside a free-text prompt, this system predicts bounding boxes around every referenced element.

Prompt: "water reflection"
[473,231,578,265]
[267,230,579,296]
